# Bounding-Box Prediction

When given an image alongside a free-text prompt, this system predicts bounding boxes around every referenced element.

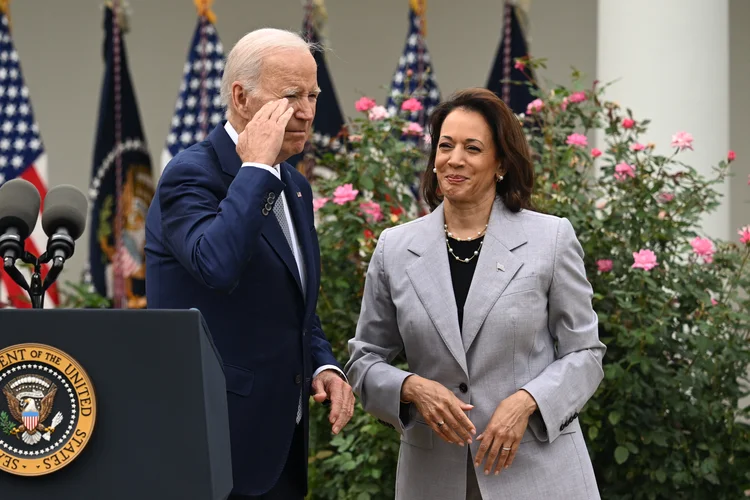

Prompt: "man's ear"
[231,82,250,120]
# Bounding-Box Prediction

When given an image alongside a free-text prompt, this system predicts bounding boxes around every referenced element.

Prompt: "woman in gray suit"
[346,88,606,499]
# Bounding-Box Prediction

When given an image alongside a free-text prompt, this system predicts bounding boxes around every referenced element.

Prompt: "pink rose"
[348,134,362,143]
[631,143,645,151]
[614,162,636,182]
[597,259,613,272]
[402,122,424,136]
[591,148,602,158]
[739,225,750,245]
[312,197,329,212]
[595,199,607,210]
[401,98,423,112]
[359,201,383,222]
[632,249,658,271]
[561,97,568,112]
[670,131,694,151]
[690,236,715,263]
[728,150,736,162]
[622,118,635,129]
[568,91,586,103]
[355,97,377,112]
[658,192,674,203]
[566,133,588,148]
[368,106,389,121]
[711,298,718,306]
[514,60,526,71]
[658,211,667,220]
[526,99,544,114]
[332,184,359,205]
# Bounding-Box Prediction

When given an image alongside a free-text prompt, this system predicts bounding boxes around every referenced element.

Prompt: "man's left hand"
[311,370,355,434]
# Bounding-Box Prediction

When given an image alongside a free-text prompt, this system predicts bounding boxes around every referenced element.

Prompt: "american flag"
[160,15,224,173]
[0,10,58,308]
[385,1,441,129]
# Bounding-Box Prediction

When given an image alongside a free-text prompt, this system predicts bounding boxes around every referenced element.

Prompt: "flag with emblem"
[486,1,536,115]
[385,0,441,129]
[85,3,153,309]
[0,5,58,308]
[160,2,224,173]
[288,0,344,172]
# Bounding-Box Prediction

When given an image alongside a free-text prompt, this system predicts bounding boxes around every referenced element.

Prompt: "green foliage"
[0,411,16,435]
[58,281,111,309]
[306,97,425,499]
[519,58,750,499]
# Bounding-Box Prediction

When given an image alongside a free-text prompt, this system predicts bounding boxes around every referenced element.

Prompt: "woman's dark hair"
[420,88,534,212]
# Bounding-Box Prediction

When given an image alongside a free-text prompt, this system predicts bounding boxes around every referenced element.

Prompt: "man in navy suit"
[145,28,355,499]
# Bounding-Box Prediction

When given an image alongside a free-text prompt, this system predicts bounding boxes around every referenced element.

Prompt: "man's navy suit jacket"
[145,123,340,496]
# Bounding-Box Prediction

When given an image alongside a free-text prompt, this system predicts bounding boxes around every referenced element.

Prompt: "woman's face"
[434,108,500,206]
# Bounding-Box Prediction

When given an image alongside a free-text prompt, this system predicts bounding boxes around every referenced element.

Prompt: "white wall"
[6,0,746,286]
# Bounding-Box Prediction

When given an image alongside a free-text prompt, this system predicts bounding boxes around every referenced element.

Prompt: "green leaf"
[654,469,667,483]
[608,411,621,425]
[614,446,629,464]
[588,426,599,440]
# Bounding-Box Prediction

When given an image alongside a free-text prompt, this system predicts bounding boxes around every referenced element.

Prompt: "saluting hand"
[236,98,294,166]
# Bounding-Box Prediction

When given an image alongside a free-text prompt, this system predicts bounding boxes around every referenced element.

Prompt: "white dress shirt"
[224,121,343,382]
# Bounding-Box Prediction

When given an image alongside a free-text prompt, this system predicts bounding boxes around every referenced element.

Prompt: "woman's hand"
[474,390,538,475]
[401,375,476,445]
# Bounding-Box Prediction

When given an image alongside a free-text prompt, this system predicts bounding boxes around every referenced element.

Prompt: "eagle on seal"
[2,375,60,446]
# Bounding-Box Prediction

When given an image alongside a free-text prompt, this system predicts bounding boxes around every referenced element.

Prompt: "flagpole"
[195,0,215,141]
[112,0,125,309]
[0,0,11,31]
[501,2,512,105]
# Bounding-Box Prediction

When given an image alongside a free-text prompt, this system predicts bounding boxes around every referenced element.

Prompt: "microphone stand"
[2,251,65,309]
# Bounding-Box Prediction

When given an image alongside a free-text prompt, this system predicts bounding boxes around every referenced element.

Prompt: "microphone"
[41,184,88,263]
[0,178,41,265]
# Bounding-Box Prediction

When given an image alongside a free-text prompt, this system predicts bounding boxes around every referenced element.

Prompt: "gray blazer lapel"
[405,206,469,377]
[462,200,528,353]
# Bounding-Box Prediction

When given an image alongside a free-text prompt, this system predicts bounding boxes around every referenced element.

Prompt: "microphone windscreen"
[0,178,41,239]
[42,185,88,240]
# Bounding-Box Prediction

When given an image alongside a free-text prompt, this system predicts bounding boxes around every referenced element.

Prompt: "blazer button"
[268,192,276,201]
[294,374,302,385]
[262,208,269,216]
[459,383,468,393]
[302,329,307,336]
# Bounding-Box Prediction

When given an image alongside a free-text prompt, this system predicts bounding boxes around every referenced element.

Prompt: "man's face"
[245,48,319,163]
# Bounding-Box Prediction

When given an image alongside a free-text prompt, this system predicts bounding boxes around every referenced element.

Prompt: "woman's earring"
[433,168,437,174]
[496,174,504,182]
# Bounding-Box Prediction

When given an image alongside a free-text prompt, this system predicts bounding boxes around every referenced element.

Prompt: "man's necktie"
[272,197,303,424]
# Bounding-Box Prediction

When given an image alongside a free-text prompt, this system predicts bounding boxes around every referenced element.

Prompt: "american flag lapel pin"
[296,192,302,198]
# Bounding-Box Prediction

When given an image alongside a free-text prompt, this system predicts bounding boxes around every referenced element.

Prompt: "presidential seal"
[0,344,96,476]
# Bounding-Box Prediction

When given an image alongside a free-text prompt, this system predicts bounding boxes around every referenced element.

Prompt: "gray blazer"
[346,200,605,500]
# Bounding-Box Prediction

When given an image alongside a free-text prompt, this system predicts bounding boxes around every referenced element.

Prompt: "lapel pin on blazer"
[296,191,302,198]
[497,263,505,272]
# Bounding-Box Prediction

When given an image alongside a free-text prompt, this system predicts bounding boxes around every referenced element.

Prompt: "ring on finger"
[502,446,512,451]
[437,421,445,427]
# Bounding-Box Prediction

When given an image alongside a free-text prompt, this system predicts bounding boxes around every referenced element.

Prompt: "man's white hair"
[220,28,318,114]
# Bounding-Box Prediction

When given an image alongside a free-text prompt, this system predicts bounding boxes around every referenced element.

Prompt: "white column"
[596,0,730,240]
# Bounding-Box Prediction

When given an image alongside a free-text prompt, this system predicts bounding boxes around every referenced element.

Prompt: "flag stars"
[2,121,12,133]
[183,114,195,126]
[7,85,17,99]
[210,112,222,125]
[11,156,22,168]
[186,96,197,108]
[29,138,40,150]
[18,103,29,115]
[13,138,24,151]
[180,131,192,144]
[0,138,9,150]
[4,103,14,116]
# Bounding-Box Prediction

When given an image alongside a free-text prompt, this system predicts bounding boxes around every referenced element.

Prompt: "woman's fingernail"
[495,471,499,476]
[484,470,489,476]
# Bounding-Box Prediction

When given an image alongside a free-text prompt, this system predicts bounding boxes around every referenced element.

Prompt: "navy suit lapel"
[281,164,314,307]
[208,124,304,297]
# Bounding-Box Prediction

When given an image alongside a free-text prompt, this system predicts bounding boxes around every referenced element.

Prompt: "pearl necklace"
[444,223,488,263]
